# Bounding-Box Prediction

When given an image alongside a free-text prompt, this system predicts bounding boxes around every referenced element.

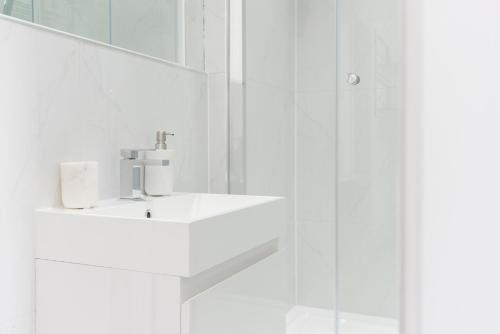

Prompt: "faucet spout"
[120,149,149,200]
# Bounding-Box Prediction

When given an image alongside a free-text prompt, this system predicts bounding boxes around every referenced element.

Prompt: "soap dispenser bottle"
[145,131,175,196]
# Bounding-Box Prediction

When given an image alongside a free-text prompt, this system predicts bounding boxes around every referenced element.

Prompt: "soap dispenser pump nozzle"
[155,130,174,150]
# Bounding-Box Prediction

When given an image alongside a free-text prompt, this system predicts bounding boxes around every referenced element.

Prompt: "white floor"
[287,306,398,334]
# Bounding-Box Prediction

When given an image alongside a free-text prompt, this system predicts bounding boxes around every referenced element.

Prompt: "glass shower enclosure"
[336,0,402,332]
[223,0,404,332]
[222,0,404,332]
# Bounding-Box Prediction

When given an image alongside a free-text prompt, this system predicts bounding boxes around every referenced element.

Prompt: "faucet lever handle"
[120,149,149,160]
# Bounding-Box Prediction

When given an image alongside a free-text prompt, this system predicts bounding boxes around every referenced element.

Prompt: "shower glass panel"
[336,0,402,333]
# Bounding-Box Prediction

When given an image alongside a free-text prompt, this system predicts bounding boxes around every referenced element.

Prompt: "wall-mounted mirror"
[0,0,219,71]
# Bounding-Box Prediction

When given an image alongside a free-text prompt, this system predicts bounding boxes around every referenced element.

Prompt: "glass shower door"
[336,0,402,333]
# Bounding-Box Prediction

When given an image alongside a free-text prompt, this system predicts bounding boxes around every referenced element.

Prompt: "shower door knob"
[346,73,361,85]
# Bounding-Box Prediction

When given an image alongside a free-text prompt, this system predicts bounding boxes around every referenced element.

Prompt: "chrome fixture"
[120,149,150,200]
[119,131,174,199]
[346,73,361,85]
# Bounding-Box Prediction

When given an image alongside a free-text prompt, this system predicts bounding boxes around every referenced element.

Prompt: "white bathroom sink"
[36,193,285,278]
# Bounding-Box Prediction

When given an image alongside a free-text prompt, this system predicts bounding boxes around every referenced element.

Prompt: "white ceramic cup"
[60,161,98,209]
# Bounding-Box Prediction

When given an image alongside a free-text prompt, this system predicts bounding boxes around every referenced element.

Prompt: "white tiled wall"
[208,72,228,193]
[0,16,208,334]
[296,0,337,310]
[243,0,295,311]
[184,0,205,69]
[205,0,228,193]
[204,0,226,73]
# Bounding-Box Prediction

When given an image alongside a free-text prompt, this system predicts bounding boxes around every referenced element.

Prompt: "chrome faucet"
[120,149,150,200]
[120,131,174,200]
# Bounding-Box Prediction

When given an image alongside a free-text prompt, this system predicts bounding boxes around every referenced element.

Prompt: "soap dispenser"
[145,131,175,196]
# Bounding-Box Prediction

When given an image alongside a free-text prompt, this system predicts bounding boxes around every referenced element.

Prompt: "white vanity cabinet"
[36,249,290,334]
[36,260,182,334]
[34,193,285,334]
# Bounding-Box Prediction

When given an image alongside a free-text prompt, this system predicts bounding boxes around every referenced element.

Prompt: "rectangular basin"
[36,193,285,277]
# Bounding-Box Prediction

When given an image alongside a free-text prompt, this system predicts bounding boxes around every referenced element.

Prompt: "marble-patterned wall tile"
[242,0,296,316]
[245,0,294,90]
[296,92,336,224]
[184,0,205,70]
[296,0,337,310]
[297,221,335,309]
[245,82,294,200]
[297,0,336,92]
[208,73,228,193]
[244,0,295,198]
[0,16,208,334]
[228,80,245,194]
[204,0,228,195]
[204,0,226,73]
